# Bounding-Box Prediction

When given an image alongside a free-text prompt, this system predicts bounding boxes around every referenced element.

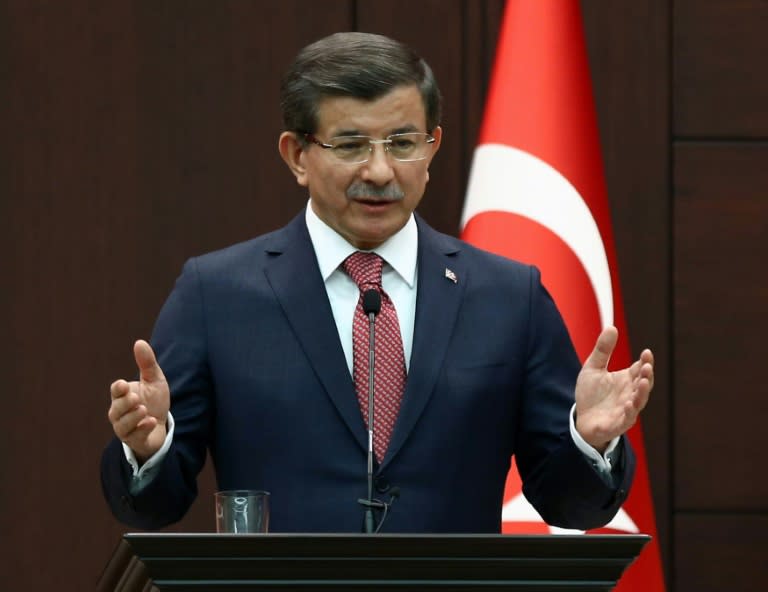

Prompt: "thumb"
[133,339,164,383]
[583,326,619,371]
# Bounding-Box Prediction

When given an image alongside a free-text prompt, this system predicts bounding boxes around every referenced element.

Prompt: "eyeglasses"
[303,132,436,164]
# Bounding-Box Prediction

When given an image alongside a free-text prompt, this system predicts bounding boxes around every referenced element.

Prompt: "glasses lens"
[387,133,431,161]
[327,136,371,163]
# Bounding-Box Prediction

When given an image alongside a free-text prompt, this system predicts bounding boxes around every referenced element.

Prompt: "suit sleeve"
[514,267,635,530]
[100,258,214,529]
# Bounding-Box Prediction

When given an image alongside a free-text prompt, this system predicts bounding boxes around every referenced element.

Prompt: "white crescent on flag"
[501,491,640,535]
[462,143,614,330]
[463,144,641,537]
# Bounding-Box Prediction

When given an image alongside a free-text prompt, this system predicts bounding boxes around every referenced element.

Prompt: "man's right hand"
[108,340,170,463]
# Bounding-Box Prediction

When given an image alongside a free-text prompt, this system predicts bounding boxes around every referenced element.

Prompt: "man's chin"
[347,224,399,250]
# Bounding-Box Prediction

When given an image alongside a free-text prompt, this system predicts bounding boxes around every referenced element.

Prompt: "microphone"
[360,288,381,534]
[363,289,381,317]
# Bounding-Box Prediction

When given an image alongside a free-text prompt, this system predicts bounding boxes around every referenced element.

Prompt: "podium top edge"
[125,533,651,541]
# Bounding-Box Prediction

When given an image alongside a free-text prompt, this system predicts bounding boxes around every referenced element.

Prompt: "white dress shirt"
[304,201,418,373]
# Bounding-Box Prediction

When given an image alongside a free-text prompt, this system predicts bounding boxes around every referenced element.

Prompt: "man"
[102,32,654,533]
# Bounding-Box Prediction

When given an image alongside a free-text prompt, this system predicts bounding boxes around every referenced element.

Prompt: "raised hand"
[574,326,654,452]
[108,340,170,462]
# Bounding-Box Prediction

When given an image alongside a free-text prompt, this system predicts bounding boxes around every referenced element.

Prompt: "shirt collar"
[305,199,418,287]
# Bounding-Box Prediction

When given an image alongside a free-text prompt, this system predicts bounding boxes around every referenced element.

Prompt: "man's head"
[278,33,443,250]
[280,32,442,137]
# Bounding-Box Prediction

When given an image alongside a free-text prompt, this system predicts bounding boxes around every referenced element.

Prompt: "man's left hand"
[575,326,654,453]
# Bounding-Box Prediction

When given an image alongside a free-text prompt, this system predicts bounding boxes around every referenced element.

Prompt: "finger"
[640,362,654,391]
[628,349,654,382]
[640,349,655,390]
[107,389,141,424]
[135,415,159,437]
[631,378,651,413]
[623,398,639,423]
[583,326,619,371]
[120,417,157,445]
[110,379,131,400]
[134,340,164,383]
[112,404,149,440]
[628,358,643,380]
[640,348,654,366]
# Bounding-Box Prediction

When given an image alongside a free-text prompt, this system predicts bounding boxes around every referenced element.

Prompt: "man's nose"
[359,144,395,185]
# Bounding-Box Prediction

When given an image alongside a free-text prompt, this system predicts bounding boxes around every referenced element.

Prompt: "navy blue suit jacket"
[101,212,634,532]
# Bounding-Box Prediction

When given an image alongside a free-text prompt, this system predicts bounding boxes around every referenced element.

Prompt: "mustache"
[346,182,404,201]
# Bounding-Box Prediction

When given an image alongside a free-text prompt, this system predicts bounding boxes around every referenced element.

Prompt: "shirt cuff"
[122,411,175,492]
[569,403,620,474]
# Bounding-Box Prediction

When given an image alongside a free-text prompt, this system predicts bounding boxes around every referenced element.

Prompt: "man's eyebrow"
[329,128,363,137]
[390,125,419,135]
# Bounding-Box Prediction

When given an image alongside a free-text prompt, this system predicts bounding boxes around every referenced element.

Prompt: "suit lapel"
[262,213,366,451]
[381,218,466,469]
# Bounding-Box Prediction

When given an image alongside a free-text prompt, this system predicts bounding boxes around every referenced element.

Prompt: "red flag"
[460,1,665,589]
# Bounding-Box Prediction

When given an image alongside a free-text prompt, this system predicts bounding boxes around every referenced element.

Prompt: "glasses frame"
[302,132,436,164]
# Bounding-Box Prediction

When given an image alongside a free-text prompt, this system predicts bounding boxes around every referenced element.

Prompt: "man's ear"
[430,125,443,152]
[424,125,443,184]
[278,132,309,187]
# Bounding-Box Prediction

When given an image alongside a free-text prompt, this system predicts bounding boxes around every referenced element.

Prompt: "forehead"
[315,85,427,136]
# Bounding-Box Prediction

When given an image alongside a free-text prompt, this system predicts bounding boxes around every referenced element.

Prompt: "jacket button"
[375,477,390,493]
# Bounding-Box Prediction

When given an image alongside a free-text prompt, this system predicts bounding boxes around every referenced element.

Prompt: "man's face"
[281,85,442,250]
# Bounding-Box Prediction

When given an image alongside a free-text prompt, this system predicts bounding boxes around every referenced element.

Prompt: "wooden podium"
[97,533,649,591]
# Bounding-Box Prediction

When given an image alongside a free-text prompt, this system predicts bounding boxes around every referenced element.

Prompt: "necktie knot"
[343,251,383,289]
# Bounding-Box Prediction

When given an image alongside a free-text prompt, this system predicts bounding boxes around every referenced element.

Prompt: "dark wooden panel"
[0,4,147,591]
[674,143,768,509]
[457,0,505,184]
[581,0,672,573]
[675,514,768,591]
[674,0,768,137]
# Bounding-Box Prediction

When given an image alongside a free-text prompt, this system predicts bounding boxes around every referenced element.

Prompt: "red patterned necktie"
[342,251,406,463]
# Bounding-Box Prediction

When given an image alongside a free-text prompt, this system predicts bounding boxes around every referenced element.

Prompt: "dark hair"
[280,32,442,136]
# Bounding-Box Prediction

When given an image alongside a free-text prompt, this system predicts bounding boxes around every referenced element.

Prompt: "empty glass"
[215,490,270,533]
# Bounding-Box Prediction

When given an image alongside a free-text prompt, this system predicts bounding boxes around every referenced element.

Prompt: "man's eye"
[333,140,366,152]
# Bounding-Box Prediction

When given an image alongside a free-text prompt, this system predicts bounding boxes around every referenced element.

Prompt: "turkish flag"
[460,1,665,590]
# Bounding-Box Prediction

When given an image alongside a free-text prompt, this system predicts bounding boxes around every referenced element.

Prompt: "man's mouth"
[352,197,396,205]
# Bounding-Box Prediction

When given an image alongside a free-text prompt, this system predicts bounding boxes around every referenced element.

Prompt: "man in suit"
[102,32,654,533]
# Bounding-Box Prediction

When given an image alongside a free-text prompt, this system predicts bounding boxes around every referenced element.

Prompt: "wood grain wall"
[672,1,768,589]
[0,1,764,590]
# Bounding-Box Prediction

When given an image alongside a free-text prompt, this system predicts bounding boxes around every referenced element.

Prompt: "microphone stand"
[355,291,400,533]
[363,304,376,534]
[357,289,381,534]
